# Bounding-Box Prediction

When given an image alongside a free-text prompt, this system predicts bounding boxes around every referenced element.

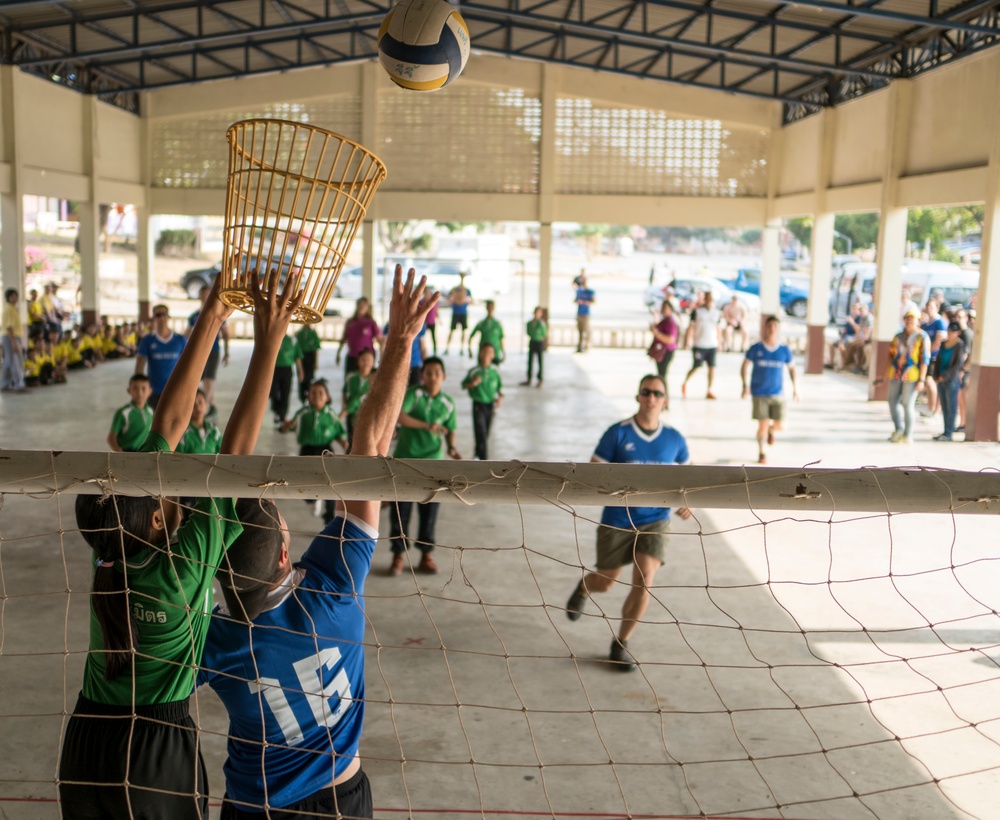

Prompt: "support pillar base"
[868,340,890,401]
[805,325,825,374]
[966,364,1000,442]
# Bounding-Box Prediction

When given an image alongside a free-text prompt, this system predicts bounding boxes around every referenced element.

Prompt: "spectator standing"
[26,288,45,345]
[932,322,966,441]
[337,297,382,376]
[176,389,223,456]
[953,307,974,432]
[2,288,28,393]
[107,374,153,452]
[462,342,504,460]
[648,300,679,405]
[342,348,376,447]
[920,300,948,417]
[424,297,439,354]
[388,357,461,576]
[721,295,748,353]
[295,322,322,404]
[521,306,547,388]
[270,332,302,427]
[574,274,596,353]
[135,305,186,410]
[884,309,930,443]
[468,299,504,363]
[681,291,722,399]
[740,316,799,464]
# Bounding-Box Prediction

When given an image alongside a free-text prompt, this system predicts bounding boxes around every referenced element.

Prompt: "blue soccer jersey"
[745,342,793,397]
[593,419,689,529]
[198,514,376,810]
[137,332,187,394]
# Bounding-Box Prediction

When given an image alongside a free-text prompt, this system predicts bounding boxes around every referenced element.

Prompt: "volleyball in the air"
[377,0,471,91]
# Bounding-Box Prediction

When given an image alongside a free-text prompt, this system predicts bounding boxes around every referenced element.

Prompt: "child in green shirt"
[468,300,505,363]
[462,342,504,460]
[341,348,376,450]
[107,374,154,452]
[521,306,547,388]
[295,323,322,403]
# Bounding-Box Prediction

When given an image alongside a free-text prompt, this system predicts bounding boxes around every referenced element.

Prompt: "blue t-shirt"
[745,342,793,397]
[187,310,223,355]
[385,322,425,368]
[137,332,187,394]
[575,287,595,317]
[199,514,375,809]
[921,316,947,358]
[593,419,689,528]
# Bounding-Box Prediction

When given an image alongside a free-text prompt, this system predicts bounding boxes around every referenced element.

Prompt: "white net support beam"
[0,450,997,514]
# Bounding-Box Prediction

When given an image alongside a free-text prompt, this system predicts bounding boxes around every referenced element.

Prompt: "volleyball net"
[1,451,999,819]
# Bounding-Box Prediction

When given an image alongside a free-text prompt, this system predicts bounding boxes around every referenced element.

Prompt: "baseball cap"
[217,498,284,621]
[948,321,961,332]
[903,308,920,319]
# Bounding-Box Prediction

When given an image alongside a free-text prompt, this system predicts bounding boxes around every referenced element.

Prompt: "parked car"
[644,275,761,315]
[717,267,810,319]
[181,263,221,299]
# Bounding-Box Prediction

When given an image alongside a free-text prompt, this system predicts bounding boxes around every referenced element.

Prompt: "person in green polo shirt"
[284,379,348,455]
[107,373,154,452]
[295,322,322,403]
[270,331,303,426]
[462,342,504,460]
[176,388,223,456]
[521,306,548,388]
[341,347,376,448]
[468,299,505,363]
[60,271,306,820]
[388,356,462,576]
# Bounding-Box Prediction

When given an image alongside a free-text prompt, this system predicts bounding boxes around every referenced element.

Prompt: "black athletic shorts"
[451,312,468,330]
[59,694,207,820]
[220,767,373,819]
[691,346,717,369]
[202,346,221,381]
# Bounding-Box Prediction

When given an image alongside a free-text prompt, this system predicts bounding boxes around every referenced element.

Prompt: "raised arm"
[220,270,305,456]
[150,277,232,449]
[345,266,438,527]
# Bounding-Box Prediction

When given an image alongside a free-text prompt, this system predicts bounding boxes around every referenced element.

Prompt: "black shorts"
[451,312,468,330]
[59,694,207,820]
[202,347,221,381]
[220,767,372,819]
[691,347,717,368]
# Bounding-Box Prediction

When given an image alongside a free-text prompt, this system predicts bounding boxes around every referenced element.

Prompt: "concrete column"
[759,219,782,330]
[0,68,24,313]
[136,208,154,320]
[966,71,1000,441]
[805,212,834,372]
[77,201,101,328]
[361,219,376,306]
[538,223,552,310]
[867,80,913,401]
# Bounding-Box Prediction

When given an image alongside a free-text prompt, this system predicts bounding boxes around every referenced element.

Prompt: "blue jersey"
[199,514,375,809]
[745,342,793,397]
[575,287,595,317]
[137,332,186,394]
[593,419,689,528]
[384,323,426,368]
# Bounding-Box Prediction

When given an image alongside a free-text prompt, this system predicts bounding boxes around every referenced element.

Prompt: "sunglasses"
[639,388,665,398]
[153,311,168,318]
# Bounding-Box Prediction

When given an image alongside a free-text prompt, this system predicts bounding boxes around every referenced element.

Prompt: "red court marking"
[404,636,426,645]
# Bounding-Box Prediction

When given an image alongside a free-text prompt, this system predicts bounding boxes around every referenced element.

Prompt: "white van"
[829,260,977,323]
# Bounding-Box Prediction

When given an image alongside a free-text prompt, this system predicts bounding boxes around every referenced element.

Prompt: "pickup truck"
[717,268,809,319]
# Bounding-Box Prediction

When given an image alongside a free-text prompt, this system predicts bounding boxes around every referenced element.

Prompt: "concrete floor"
[1,338,999,819]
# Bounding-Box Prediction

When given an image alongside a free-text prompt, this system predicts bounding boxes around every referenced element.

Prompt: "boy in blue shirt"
[565,374,692,672]
[199,267,438,819]
[741,315,799,464]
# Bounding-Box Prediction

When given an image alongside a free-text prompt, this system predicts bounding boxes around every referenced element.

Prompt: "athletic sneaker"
[888,430,904,443]
[681,383,687,399]
[933,434,953,441]
[389,554,405,576]
[757,453,767,464]
[609,639,637,672]
[766,429,775,445]
[706,392,717,400]
[565,581,589,621]
[418,553,439,574]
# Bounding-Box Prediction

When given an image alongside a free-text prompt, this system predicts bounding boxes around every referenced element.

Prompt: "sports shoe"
[389,554,405,576]
[418,553,439,574]
[766,428,775,445]
[681,383,687,399]
[519,380,531,386]
[565,581,589,621]
[609,639,637,672]
[933,434,953,441]
[536,380,543,388]
[757,453,767,464]
[888,430,904,443]
[706,392,717,400]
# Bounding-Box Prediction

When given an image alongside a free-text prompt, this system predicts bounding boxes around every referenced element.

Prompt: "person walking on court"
[565,374,692,672]
[136,304,186,410]
[463,342,504,459]
[681,290,721,399]
[2,288,28,393]
[468,299,505,363]
[445,274,472,354]
[648,300,678,405]
[521,306,547,387]
[741,315,799,464]
[574,274,595,352]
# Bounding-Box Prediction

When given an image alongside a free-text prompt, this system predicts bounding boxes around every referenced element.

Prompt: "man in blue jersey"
[198,266,438,819]
[565,374,692,672]
[136,304,187,409]
[741,315,799,464]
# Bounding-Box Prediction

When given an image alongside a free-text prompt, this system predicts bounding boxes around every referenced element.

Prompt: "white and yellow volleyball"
[377,0,471,91]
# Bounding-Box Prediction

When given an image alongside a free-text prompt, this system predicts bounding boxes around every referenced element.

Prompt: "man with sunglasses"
[136,304,187,410]
[565,374,692,672]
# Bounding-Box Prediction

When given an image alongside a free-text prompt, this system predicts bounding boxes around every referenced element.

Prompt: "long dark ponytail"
[75,494,159,681]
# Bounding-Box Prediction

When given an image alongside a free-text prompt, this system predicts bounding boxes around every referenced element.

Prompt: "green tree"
[907,206,983,261]
[835,212,879,251]
[784,217,812,248]
[380,221,431,256]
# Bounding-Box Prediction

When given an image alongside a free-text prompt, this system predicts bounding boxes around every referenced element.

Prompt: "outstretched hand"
[202,267,237,323]
[387,265,438,342]
[247,268,306,344]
